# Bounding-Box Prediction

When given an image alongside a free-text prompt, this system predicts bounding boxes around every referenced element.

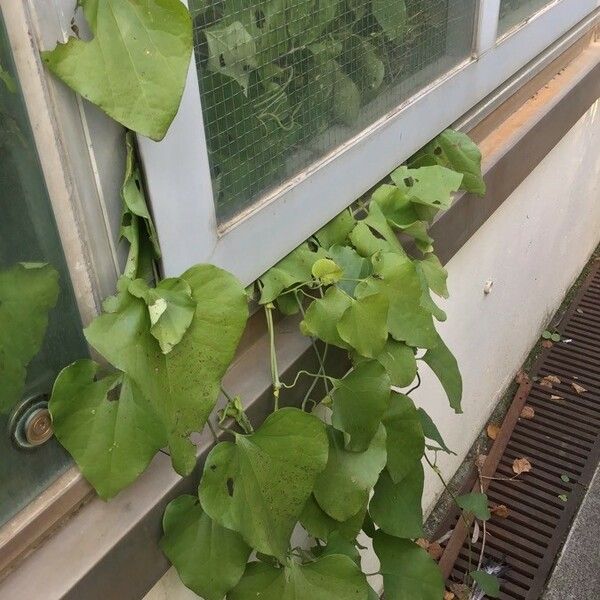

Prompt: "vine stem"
[280,369,336,390]
[264,303,281,410]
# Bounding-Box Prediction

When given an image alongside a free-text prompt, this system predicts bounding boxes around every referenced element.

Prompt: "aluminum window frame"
[138,0,598,285]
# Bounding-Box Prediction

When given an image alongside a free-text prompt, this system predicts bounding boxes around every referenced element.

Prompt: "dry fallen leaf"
[444,592,455,600]
[487,423,501,440]
[520,405,535,419]
[475,453,488,469]
[540,375,561,388]
[513,457,532,475]
[448,582,470,600]
[542,340,554,349]
[491,503,510,518]
[515,369,529,384]
[572,382,587,395]
[415,538,429,550]
[427,542,443,560]
[550,394,565,402]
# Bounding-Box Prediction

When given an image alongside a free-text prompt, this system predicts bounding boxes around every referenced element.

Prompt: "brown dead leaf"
[475,453,488,469]
[448,582,470,600]
[571,382,587,395]
[540,375,561,388]
[515,369,529,384]
[427,542,443,560]
[415,538,429,550]
[550,394,564,402]
[520,405,535,419]
[513,457,532,475]
[490,503,510,518]
[486,423,501,440]
[542,340,554,349]
[444,592,456,600]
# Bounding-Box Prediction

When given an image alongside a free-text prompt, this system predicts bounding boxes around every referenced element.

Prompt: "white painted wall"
[144,100,600,599]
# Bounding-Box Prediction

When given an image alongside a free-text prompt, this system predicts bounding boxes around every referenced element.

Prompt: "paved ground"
[542,464,600,600]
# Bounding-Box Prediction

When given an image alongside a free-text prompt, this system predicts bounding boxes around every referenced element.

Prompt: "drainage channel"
[437,261,600,600]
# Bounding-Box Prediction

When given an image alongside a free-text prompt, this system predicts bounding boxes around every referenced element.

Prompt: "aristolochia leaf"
[331,361,391,452]
[375,339,417,388]
[457,492,491,521]
[374,532,445,600]
[161,495,251,600]
[419,253,449,299]
[0,263,59,412]
[422,334,463,413]
[314,425,387,521]
[42,0,192,140]
[85,265,248,475]
[370,464,424,539]
[470,570,501,597]
[198,408,328,560]
[300,495,366,543]
[300,286,352,349]
[383,394,425,483]
[49,360,166,499]
[228,555,369,600]
[327,245,372,296]
[417,408,455,454]
[314,210,356,250]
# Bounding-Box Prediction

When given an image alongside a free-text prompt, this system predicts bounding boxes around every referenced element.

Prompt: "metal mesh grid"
[498,0,553,36]
[190,0,477,222]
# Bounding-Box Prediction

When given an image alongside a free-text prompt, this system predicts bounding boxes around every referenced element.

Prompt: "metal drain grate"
[440,261,600,600]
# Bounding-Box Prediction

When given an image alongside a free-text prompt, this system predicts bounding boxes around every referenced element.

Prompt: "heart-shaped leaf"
[331,361,391,452]
[199,408,328,559]
[327,245,372,296]
[375,340,417,388]
[300,495,366,542]
[85,265,248,475]
[470,570,500,597]
[314,425,387,521]
[49,359,166,499]
[314,210,356,249]
[301,286,352,349]
[0,263,59,412]
[422,335,462,413]
[374,532,445,600]
[457,493,490,521]
[370,464,424,539]
[161,495,251,600]
[228,555,368,600]
[42,0,193,140]
[391,166,463,211]
[383,393,425,482]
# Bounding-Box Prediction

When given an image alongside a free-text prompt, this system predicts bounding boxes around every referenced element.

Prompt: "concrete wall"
[144,100,600,599]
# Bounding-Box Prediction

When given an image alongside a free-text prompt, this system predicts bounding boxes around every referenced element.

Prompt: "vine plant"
[1,1,499,599]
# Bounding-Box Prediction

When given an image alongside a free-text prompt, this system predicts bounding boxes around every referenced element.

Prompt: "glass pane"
[191,0,477,222]
[0,16,87,526]
[498,0,553,36]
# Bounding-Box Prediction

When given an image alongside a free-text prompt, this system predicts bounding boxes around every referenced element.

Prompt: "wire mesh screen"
[498,0,553,35]
[190,0,477,222]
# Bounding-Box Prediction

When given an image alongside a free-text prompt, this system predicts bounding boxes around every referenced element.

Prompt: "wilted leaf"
[486,423,500,440]
[311,258,343,285]
[542,340,554,349]
[520,405,535,419]
[444,591,455,600]
[540,375,561,388]
[512,457,532,475]
[550,394,564,402]
[515,369,528,384]
[490,504,510,518]
[199,408,328,560]
[572,382,587,395]
[42,0,192,140]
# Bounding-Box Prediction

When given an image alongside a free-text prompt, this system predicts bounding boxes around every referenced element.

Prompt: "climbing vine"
[1,1,499,598]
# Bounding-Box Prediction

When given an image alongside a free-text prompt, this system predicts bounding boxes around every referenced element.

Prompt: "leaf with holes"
[370,464,424,539]
[331,361,391,452]
[383,394,424,482]
[50,360,166,499]
[228,554,368,600]
[456,492,490,521]
[160,495,251,600]
[314,425,387,521]
[422,334,462,413]
[85,265,248,475]
[198,408,328,560]
[374,532,445,600]
[42,0,192,140]
[470,570,500,598]
[0,263,59,413]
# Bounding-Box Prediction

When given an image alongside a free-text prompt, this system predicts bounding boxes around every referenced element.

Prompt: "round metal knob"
[24,408,53,446]
[9,395,54,449]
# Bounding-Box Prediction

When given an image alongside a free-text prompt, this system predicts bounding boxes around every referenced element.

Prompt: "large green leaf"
[331,361,391,452]
[0,263,59,412]
[412,129,486,196]
[470,570,500,598]
[369,464,424,539]
[422,335,462,413]
[337,293,389,358]
[300,495,366,542]
[375,339,417,388]
[457,492,490,521]
[42,0,192,140]
[198,408,328,559]
[49,360,166,499]
[372,0,407,40]
[228,555,369,600]
[85,265,248,475]
[314,425,387,521]
[327,245,372,296]
[258,242,327,304]
[314,210,356,249]
[356,254,438,349]
[374,532,445,600]
[383,394,424,483]
[161,495,251,600]
[300,286,352,349]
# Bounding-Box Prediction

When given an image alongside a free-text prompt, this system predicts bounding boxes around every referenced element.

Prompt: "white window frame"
[136,0,598,284]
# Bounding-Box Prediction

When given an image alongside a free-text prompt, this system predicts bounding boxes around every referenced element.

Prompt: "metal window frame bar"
[138,0,598,285]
